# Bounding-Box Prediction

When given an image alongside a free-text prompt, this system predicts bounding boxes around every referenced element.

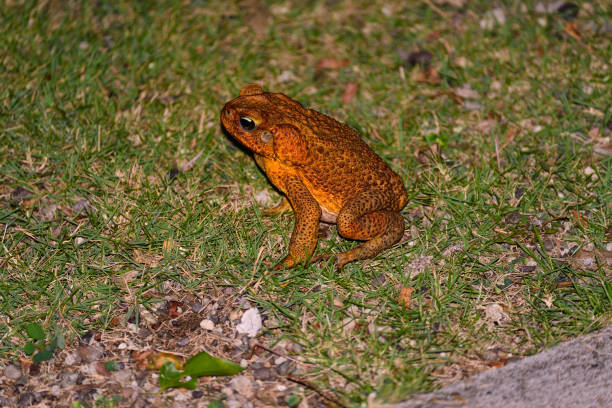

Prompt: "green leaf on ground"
[25,323,45,341]
[159,351,244,390]
[33,349,54,363]
[24,341,35,355]
[159,361,198,390]
[50,332,65,350]
[183,350,244,377]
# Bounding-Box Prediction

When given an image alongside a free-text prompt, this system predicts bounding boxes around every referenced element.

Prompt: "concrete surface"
[392,326,612,408]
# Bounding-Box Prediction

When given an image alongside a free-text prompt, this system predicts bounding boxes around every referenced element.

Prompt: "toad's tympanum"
[221,84,407,270]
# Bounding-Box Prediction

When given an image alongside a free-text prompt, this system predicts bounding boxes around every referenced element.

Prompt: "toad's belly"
[320,205,338,224]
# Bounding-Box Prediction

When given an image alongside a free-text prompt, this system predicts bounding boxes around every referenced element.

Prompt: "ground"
[0,0,611,407]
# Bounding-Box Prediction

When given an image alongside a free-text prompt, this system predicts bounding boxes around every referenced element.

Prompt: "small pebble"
[73,198,93,213]
[557,2,579,20]
[253,367,275,381]
[505,211,522,225]
[401,49,433,68]
[318,223,333,240]
[138,328,152,338]
[18,392,36,406]
[14,375,28,387]
[167,167,179,179]
[3,364,21,380]
[11,187,33,202]
[61,372,78,387]
[254,190,272,205]
[542,238,554,252]
[464,101,483,112]
[77,345,103,363]
[112,369,132,383]
[276,360,295,376]
[290,342,303,353]
[191,301,203,313]
[371,273,386,287]
[514,187,524,199]
[277,70,296,83]
[200,319,215,331]
[230,375,256,398]
[230,347,245,359]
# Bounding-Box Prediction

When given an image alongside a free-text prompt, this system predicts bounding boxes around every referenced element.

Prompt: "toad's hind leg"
[314,190,405,270]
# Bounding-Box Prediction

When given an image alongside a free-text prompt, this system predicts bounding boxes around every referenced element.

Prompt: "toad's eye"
[239,116,257,132]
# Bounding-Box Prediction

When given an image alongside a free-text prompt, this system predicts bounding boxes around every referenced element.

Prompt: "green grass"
[1,0,611,405]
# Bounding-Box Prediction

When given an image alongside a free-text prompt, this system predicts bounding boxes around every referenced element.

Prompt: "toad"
[221,84,407,270]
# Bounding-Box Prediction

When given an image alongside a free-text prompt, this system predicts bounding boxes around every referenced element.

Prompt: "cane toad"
[221,84,407,269]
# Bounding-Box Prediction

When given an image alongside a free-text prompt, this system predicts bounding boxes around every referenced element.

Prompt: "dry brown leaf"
[136,350,185,371]
[163,238,177,251]
[571,247,612,272]
[167,300,184,318]
[571,210,587,228]
[398,286,413,310]
[19,358,33,374]
[315,58,349,70]
[483,303,509,325]
[132,349,155,371]
[598,248,612,268]
[588,127,601,138]
[341,82,358,104]
[543,294,554,308]
[404,256,433,279]
[426,30,441,41]
[414,67,441,84]
[486,357,508,368]
[133,249,163,267]
[570,247,597,271]
[564,21,581,40]
[113,270,139,291]
[455,85,480,99]
[94,361,112,376]
[241,0,271,36]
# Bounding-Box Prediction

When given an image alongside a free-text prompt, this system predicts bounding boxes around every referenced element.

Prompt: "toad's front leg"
[273,176,321,270]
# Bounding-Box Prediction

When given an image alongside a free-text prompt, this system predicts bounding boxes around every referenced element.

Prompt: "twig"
[287,376,347,408]
[248,342,311,367]
[236,246,265,298]
[422,0,451,22]
[180,148,204,172]
[494,133,501,171]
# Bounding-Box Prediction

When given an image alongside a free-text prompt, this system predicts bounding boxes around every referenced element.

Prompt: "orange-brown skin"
[221,84,408,270]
